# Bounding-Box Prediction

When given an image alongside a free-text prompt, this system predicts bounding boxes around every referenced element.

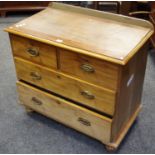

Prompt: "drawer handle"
[78,117,91,126]
[81,91,95,100]
[80,64,95,73]
[32,97,43,105]
[27,48,39,57]
[30,72,42,80]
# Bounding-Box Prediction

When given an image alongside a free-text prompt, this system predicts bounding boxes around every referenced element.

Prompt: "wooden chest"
[5,2,153,151]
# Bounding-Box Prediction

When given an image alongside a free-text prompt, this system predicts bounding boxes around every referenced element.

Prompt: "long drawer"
[17,81,112,144]
[10,34,57,69]
[59,49,120,90]
[14,57,116,116]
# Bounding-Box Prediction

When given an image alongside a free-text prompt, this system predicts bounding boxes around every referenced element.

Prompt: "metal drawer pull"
[80,64,95,73]
[81,91,95,99]
[30,72,42,80]
[78,117,91,126]
[32,97,43,105]
[27,48,39,57]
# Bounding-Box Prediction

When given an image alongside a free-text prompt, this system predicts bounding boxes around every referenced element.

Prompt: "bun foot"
[105,145,117,152]
[25,107,33,113]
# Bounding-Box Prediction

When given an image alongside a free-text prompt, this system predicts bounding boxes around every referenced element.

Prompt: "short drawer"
[17,81,112,144]
[59,49,120,90]
[14,57,116,116]
[10,34,57,69]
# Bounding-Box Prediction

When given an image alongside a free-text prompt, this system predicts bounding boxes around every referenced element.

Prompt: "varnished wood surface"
[14,57,116,116]
[10,34,57,69]
[5,2,153,149]
[5,2,153,65]
[17,81,112,144]
[108,105,142,149]
[10,34,119,90]
[59,49,119,90]
[111,42,148,141]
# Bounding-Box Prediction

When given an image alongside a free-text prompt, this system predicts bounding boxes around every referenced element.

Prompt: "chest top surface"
[5,2,153,65]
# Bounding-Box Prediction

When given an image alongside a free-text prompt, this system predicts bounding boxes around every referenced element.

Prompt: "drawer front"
[10,34,57,69]
[17,82,112,143]
[59,49,119,90]
[15,57,116,116]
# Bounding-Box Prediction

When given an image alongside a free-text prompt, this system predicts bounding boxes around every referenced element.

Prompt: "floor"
[0,14,155,154]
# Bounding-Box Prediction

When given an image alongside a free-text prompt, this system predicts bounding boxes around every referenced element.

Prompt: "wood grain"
[10,34,57,69]
[5,2,152,149]
[111,42,148,142]
[59,49,119,90]
[107,105,142,149]
[5,2,153,65]
[14,57,116,116]
[17,81,112,144]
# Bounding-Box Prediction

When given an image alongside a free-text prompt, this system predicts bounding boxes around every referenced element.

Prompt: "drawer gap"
[56,48,61,70]
[19,79,113,119]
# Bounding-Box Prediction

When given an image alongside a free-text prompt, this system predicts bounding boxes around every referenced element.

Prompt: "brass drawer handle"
[27,48,39,57]
[32,97,43,105]
[81,91,95,100]
[80,64,95,73]
[78,117,91,126]
[30,72,42,80]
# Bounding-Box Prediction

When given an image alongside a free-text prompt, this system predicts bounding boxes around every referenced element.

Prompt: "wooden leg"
[25,106,33,113]
[104,105,142,152]
[105,145,117,152]
[1,11,6,17]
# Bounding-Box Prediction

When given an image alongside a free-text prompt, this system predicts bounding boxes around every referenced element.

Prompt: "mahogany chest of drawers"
[5,3,153,151]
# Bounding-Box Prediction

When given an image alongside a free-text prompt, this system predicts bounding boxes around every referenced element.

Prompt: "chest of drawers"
[5,2,153,151]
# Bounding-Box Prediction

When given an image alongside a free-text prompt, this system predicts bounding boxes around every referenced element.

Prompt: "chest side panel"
[111,42,149,142]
